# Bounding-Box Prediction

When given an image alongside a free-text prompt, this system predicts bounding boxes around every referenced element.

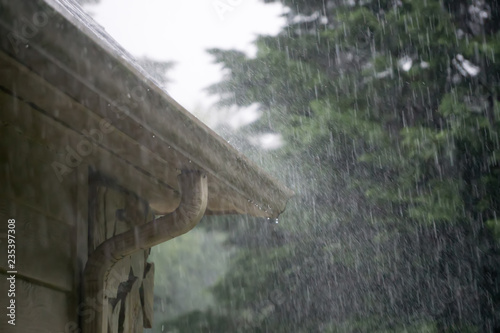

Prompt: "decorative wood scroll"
[89,175,156,333]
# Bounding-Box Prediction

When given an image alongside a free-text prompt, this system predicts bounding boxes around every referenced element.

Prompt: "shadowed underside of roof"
[0,0,293,218]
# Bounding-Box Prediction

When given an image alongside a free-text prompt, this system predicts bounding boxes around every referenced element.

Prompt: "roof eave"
[0,0,293,218]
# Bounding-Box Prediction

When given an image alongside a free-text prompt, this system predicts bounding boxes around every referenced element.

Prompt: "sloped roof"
[0,0,292,218]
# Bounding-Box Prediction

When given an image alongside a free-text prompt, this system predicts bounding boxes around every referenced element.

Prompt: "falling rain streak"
[76,0,500,331]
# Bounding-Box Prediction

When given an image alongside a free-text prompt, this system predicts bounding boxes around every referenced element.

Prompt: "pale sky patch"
[83,0,286,116]
[250,133,284,150]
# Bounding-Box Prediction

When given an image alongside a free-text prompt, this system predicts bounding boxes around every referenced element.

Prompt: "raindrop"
[133,226,140,245]
[420,61,430,69]
[398,56,413,71]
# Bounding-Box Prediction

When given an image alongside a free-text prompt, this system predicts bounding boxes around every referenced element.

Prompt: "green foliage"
[161,309,234,333]
[322,317,440,333]
[486,218,500,242]
[149,228,233,330]
[167,0,500,331]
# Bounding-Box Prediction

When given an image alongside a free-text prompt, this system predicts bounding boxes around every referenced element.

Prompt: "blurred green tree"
[164,0,500,331]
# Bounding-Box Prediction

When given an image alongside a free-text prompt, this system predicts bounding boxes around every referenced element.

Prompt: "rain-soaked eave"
[0,0,293,218]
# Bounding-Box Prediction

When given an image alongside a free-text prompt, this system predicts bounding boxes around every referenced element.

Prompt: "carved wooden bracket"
[88,173,155,332]
[84,170,208,333]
